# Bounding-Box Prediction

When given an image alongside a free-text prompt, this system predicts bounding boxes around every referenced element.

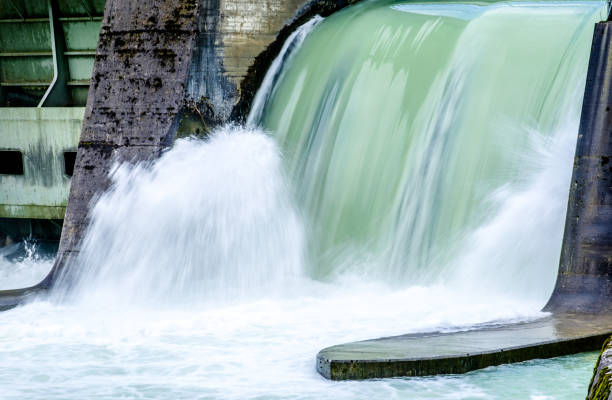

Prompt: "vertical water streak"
[246,16,324,128]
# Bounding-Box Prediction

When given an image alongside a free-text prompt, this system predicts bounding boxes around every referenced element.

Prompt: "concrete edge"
[229,0,363,122]
[317,332,611,380]
[0,285,46,311]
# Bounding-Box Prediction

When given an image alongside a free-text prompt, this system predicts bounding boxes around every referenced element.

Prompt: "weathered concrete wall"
[587,336,612,400]
[182,0,359,131]
[0,107,81,219]
[185,0,306,125]
[44,0,200,287]
[545,21,612,314]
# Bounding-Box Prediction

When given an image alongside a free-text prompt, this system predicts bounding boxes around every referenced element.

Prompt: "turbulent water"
[254,0,605,301]
[54,129,305,305]
[0,240,54,290]
[0,1,609,399]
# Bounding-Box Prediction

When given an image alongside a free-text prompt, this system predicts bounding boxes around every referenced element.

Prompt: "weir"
[312,5,612,379]
[1,0,612,385]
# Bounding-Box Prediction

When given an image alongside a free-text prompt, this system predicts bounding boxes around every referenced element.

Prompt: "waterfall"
[253,1,605,303]
[246,16,323,128]
[51,1,606,308]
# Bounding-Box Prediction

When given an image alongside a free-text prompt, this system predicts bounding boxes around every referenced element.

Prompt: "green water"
[254,1,607,297]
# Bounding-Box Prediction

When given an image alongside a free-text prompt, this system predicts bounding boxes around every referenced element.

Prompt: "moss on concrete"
[587,336,612,400]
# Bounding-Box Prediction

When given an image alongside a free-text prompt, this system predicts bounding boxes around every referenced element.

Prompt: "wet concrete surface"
[317,313,612,380]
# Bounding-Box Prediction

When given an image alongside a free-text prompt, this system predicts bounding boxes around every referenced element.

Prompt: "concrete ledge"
[0,286,44,311]
[317,313,612,380]
[0,205,66,220]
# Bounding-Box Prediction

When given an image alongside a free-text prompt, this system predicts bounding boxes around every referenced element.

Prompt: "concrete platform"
[0,286,45,311]
[317,313,612,380]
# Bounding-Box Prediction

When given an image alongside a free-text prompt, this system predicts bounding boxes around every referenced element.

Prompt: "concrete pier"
[183,0,361,130]
[46,0,201,287]
[0,0,201,308]
[318,314,612,380]
[544,21,612,314]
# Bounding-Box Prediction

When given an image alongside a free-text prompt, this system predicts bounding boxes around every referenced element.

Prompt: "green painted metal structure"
[0,107,83,219]
[0,0,104,226]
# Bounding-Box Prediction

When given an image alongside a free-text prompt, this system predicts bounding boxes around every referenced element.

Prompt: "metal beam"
[7,0,26,20]
[0,51,53,57]
[0,50,96,57]
[0,17,103,23]
[38,0,72,107]
[1,82,49,87]
[1,81,89,87]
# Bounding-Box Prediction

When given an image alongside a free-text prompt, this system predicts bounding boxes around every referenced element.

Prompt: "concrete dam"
[1,0,612,399]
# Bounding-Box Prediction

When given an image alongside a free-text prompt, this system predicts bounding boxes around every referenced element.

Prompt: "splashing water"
[55,127,305,306]
[0,1,608,399]
[0,240,54,290]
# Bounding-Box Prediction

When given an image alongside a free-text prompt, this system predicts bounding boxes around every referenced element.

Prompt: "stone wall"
[182,0,359,132]
[545,21,612,314]
[45,0,201,287]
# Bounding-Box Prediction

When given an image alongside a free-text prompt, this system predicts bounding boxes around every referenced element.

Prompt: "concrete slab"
[317,313,612,380]
[0,286,43,311]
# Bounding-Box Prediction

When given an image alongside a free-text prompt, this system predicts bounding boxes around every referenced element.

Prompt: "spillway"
[251,0,605,301]
[0,0,610,398]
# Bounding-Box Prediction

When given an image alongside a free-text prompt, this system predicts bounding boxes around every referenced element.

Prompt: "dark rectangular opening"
[0,151,24,175]
[64,151,77,176]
